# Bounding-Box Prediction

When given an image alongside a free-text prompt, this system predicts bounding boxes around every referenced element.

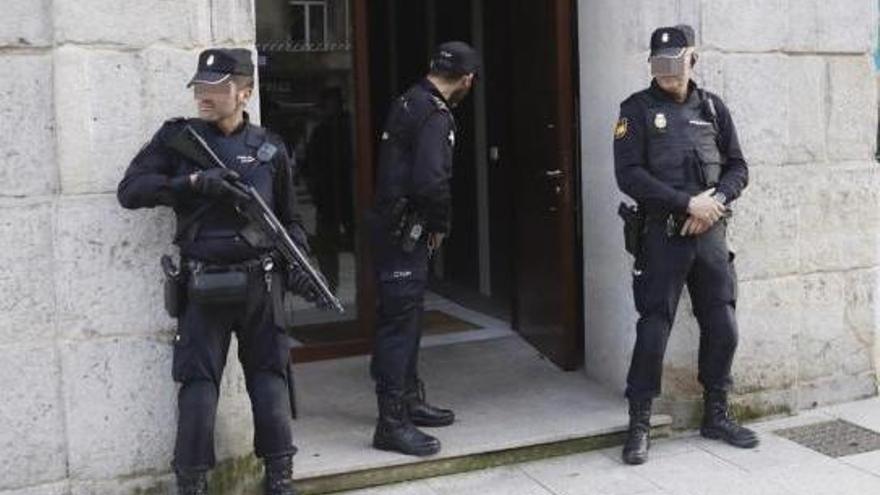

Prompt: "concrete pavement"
[339,397,880,495]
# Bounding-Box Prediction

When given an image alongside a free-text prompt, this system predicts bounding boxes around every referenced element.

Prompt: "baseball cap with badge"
[648,25,695,78]
[430,41,481,77]
[187,48,255,87]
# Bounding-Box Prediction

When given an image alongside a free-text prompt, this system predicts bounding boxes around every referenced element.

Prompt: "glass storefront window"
[256,0,358,337]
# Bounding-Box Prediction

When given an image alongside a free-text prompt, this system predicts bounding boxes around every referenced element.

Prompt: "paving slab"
[425,466,552,495]
[691,432,829,473]
[757,457,880,495]
[820,397,880,432]
[341,480,439,495]
[841,450,880,478]
[519,450,660,495]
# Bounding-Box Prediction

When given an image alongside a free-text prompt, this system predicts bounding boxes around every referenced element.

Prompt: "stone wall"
[0,1,260,493]
[2,0,879,492]
[579,0,879,425]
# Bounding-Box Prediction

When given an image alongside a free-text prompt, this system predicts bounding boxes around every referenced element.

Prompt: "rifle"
[168,123,344,313]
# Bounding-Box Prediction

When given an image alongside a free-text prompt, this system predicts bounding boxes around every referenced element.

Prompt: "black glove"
[192,168,240,197]
[286,265,321,303]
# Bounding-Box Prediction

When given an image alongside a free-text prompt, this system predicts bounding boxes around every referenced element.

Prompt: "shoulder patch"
[430,95,449,113]
[614,118,629,140]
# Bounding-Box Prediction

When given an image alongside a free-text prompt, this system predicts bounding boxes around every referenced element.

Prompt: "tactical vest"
[636,89,722,193]
[173,118,279,245]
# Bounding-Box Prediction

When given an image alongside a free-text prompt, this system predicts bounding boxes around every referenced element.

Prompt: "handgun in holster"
[617,202,645,256]
[161,254,186,318]
[389,197,425,253]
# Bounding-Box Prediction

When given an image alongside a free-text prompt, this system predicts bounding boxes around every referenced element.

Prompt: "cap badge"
[206,55,215,66]
[661,32,669,43]
[654,113,667,130]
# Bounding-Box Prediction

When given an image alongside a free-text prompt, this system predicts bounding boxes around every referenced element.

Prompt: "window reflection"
[257,0,357,327]
[302,87,354,293]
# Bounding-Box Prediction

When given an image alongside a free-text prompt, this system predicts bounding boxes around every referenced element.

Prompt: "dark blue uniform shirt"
[374,78,456,234]
[117,115,308,264]
[614,80,748,214]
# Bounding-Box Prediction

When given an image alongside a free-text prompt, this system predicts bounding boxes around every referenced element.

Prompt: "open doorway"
[368,0,584,369]
[256,0,582,370]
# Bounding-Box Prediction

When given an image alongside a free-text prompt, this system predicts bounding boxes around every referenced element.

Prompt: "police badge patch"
[654,113,667,130]
[614,118,628,140]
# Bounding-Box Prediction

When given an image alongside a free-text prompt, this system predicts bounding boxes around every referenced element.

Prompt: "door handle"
[545,169,564,178]
[489,146,501,163]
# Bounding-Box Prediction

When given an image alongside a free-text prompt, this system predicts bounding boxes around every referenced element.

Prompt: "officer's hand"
[286,265,321,303]
[680,216,713,236]
[687,188,725,224]
[190,168,240,198]
[428,233,446,254]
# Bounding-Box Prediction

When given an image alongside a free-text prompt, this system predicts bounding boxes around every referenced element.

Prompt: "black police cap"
[649,25,695,58]
[187,48,254,87]
[430,41,481,76]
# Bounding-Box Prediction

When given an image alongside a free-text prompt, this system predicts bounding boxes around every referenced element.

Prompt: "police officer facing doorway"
[118,49,318,494]
[613,25,758,465]
[370,41,480,457]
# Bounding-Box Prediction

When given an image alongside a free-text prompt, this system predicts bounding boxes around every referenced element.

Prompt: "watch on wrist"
[712,191,727,205]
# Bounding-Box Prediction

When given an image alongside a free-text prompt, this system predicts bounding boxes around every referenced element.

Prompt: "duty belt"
[184,254,276,274]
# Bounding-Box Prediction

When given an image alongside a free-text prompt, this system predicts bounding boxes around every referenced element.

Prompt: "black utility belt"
[187,256,274,305]
[644,211,731,238]
[184,256,272,275]
[160,255,276,316]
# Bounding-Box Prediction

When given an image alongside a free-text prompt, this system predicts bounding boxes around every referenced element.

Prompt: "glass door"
[256,0,373,359]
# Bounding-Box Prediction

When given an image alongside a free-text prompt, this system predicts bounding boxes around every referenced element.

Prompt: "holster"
[618,203,645,256]
[389,197,425,253]
[161,255,185,318]
[271,269,297,331]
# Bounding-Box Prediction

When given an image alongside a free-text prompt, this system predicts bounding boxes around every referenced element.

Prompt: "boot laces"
[709,400,743,430]
[266,458,294,492]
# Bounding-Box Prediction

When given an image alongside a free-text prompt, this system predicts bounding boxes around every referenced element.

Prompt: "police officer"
[118,48,317,494]
[370,41,480,456]
[613,25,757,465]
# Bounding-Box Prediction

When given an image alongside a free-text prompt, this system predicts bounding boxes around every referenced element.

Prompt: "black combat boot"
[622,399,652,465]
[175,470,208,495]
[404,380,455,427]
[264,455,298,495]
[700,391,759,448]
[373,395,441,456]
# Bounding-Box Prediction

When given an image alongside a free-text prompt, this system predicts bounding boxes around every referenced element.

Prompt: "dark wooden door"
[508,0,582,370]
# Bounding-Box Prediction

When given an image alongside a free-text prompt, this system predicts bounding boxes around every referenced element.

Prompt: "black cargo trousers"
[368,214,431,400]
[171,265,296,471]
[625,218,739,401]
